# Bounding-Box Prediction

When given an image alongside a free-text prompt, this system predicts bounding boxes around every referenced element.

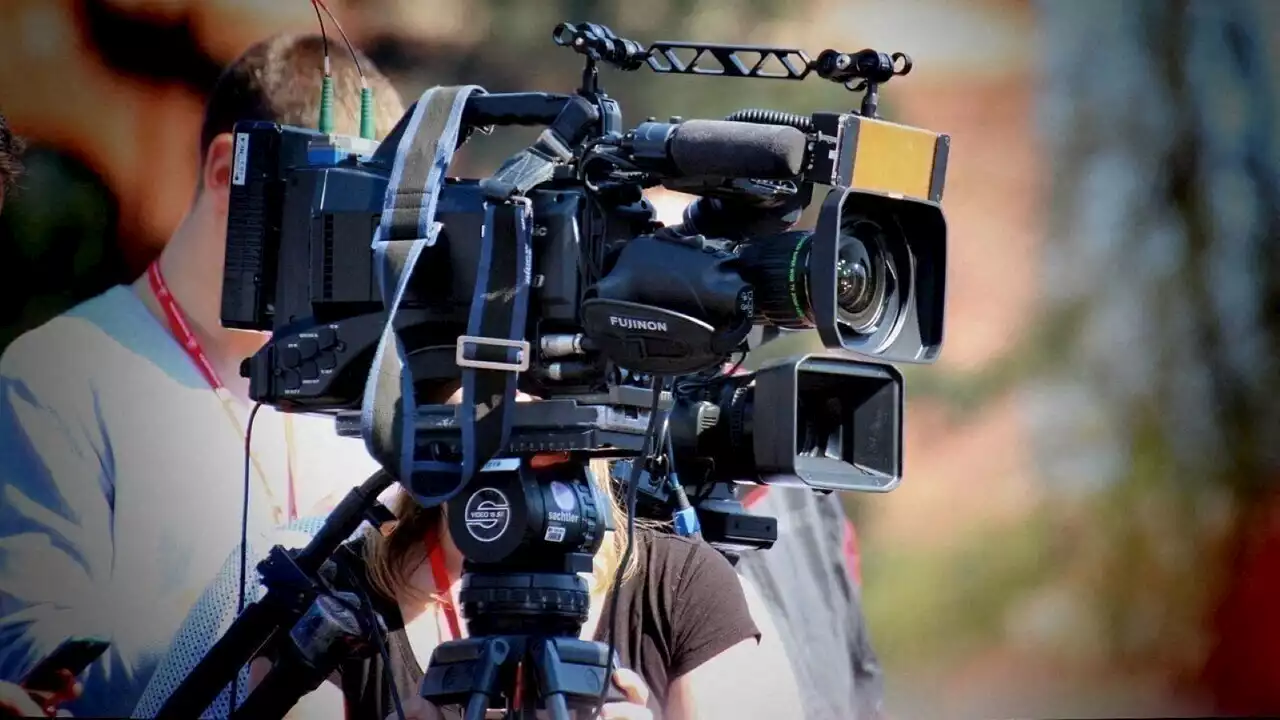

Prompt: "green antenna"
[360,84,375,139]
[318,73,335,134]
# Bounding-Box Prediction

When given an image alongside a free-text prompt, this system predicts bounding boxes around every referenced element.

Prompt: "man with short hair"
[0,35,404,717]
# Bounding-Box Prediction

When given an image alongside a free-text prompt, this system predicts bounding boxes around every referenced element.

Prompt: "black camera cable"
[230,402,264,711]
[306,0,376,139]
[336,548,407,720]
[225,3,378,709]
[237,407,406,720]
[659,408,700,539]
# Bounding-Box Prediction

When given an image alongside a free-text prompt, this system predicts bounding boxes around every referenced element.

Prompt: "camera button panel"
[300,361,320,381]
[316,328,337,349]
[267,326,346,397]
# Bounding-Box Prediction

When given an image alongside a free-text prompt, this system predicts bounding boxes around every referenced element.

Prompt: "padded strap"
[360,85,483,508]
[457,199,534,485]
[452,109,577,484]
[360,84,550,504]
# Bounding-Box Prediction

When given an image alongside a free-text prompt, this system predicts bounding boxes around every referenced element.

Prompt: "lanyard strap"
[146,261,298,522]
[424,533,462,642]
[148,262,223,388]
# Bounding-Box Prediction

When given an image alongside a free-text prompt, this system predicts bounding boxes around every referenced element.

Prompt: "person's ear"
[200,133,236,210]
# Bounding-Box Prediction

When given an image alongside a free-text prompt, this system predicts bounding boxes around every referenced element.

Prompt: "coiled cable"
[725,108,814,133]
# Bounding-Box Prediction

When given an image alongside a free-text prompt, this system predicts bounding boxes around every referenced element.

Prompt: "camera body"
[223,120,651,410]
[220,37,950,504]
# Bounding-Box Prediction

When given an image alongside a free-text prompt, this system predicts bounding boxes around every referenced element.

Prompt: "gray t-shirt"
[735,488,884,720]
[0,286,382,717]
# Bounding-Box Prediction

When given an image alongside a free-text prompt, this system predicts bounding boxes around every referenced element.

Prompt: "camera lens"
[834,228,891,334]
[837,251,870,315]
[733,219,896,336]
[733,231,815,330]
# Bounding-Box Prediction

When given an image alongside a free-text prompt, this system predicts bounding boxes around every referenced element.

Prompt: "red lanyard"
[146,261,298,521]
[148,262,223,388]
[425,534,462,641]
[742,485,769,509]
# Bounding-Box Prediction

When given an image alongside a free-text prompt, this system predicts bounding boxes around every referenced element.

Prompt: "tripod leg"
[421,637,514,720]
[527,637,627,720]
[543,693,572,720]
[463,692,490,720]
[509,660,565,720]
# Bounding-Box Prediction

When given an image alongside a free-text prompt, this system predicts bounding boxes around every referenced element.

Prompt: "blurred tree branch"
[1029,0,1280,698]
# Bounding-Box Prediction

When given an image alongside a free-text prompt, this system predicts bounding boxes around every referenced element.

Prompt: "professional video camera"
[221,24,947,541]
[157,23,948,720]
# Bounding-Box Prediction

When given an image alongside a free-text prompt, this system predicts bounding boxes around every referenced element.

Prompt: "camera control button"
[317,328,337,349]
[298,339,319,360]
[317,352,337,371]
[300,361,319,381]
[283,370,302,391]
[280,347,301,368]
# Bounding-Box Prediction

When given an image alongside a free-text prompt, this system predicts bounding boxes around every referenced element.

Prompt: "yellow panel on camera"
[848,117,949,203]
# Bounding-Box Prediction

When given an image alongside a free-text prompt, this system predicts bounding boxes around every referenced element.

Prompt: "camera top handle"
[552,22,913,118]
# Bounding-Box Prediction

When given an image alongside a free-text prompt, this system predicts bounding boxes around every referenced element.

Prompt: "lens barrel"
[736,223,895,337]
[734,231,816,329]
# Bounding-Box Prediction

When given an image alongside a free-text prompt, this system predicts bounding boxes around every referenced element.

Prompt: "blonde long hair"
[362,458,641,603]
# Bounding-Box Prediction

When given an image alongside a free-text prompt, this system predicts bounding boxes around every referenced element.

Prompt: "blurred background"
[2,0,1279,717]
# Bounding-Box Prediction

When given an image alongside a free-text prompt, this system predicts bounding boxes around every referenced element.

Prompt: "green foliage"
[860,510,1056,669]
[899,301,1090,418]
[1067,399,1230,671]
[0,147,124,352]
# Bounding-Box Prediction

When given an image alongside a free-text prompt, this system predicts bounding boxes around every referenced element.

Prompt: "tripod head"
[447,458,611,637]
[420,457,632,719]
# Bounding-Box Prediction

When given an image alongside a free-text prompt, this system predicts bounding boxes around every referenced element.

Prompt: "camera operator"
[133,382,805,720]
[0,35,402,717]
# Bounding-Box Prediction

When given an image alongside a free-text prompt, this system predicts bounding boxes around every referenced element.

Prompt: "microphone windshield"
[669,120,807,179]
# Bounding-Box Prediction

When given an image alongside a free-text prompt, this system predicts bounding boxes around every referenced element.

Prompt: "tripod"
[151,457,632,720]
[421,459,628,720]
[153,471,395,720]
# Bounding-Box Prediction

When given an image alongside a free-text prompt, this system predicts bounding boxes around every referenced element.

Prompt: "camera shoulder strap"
[456,197,533,485]
[450,128,579,485]
[361,84,484,507]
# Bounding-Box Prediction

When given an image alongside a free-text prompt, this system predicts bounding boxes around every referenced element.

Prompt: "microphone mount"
[812,49,913,118]
[553,22,648,95]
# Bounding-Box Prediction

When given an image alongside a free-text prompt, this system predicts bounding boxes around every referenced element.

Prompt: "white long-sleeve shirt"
[0,285,382,717]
